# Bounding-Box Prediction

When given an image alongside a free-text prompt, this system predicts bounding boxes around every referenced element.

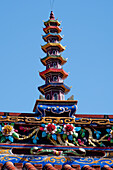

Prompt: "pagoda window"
[62,95,64,100]
[52,50,56,55]
[53,76,57,81]
[46,77,50,84]
[55,50,59,55]
[50,29,57,33]
[50,22,57,26]
[59,77,63,82]
[53,62,57,68]
[46,94,50,100]
[51,38,57,43]
[47,64,50,69]
[54,93,58,100]
[58,64,61,69]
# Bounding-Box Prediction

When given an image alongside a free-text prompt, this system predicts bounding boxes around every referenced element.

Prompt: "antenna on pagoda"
[50,0,55,10]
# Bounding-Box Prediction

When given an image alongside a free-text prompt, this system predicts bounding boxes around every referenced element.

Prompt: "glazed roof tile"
[4,162,17,170]
[24,163,37,170]
[1,163,113,170]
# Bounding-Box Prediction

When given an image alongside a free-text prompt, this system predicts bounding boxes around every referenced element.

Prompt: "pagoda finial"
[50,11,55,20]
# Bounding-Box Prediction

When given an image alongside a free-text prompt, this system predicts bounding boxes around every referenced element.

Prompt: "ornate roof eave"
[44,20,61,26]
[42,33,63,42]
[38,83,70,95]
[43,26,62,34]
[41,43,65,53]
[39,68,68,80]
[41,55,67,66]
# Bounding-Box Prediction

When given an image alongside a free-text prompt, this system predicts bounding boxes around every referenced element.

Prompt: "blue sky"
[0,0,113,113]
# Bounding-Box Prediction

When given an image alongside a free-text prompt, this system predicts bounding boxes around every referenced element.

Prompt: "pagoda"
[0,11,113,170]
[39,11,70,100]
[33,11,77,117]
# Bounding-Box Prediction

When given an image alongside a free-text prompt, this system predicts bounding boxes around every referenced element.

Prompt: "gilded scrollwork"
[44,156,71,163]
[1,155,113,166]
[0,116,113,126]
[36,104,77,117]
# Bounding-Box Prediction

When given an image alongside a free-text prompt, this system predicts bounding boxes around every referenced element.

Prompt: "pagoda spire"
[38,11,70,100]
[50,11,55,20]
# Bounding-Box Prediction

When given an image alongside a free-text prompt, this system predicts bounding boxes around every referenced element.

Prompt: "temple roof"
[43,26,62,34]
[39,68,68,80]
[44,19,61,26]
[1,161,113,170]
[42,33,63,42]
[41,55,67,66]
[38,82,70,95]
[41,43,65,53]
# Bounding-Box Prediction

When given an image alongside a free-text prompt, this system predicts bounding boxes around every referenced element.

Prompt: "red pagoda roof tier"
[44,20,61,26]
[42,33,63,42]
[38,83,70,95]
[41,43,65,53]
[39,68,68,80]
[41,55,67,66]
[43,26,62,34]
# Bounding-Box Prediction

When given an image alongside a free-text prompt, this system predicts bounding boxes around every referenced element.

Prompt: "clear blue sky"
[0,0,113,113]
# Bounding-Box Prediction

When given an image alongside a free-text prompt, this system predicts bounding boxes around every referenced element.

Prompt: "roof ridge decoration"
[39,11,70,101]
[33,11,78,117]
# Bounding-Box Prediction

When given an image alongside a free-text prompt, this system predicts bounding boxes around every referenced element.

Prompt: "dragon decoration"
[0,123,113,148]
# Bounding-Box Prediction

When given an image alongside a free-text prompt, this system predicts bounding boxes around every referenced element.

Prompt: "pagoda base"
[33,99,78,117]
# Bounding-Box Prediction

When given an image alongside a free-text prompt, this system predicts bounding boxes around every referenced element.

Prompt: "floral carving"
[0,124,19,143]
[63,124,75,135]
[44,123,57,134]
[2,125,14,136]
[0,122,113,147]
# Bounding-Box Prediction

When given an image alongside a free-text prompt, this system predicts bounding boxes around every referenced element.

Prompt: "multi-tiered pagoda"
[33,11,77,117]
[39,11,70,100]
[0,11,113,170]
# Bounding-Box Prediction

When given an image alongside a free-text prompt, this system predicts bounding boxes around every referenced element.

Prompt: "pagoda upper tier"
[39,11,70,100]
